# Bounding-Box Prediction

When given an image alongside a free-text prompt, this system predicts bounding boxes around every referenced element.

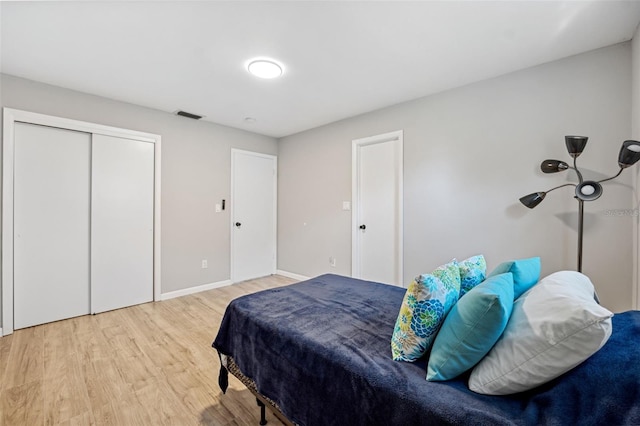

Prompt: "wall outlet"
[329,257,336,267]
[201,259,208,269]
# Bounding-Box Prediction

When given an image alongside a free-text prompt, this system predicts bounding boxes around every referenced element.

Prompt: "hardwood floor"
[0,275,297,426]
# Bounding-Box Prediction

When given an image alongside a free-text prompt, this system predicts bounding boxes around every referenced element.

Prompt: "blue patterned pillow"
[391,261,461,362]
[459,254,486,298]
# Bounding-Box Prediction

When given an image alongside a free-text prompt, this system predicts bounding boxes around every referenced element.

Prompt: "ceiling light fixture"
[247,59,283,79]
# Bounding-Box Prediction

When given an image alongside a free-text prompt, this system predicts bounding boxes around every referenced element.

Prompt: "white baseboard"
[276,270,310,281]
[160,279,232,301]
[160,272,310,301]
[0,328,3,337]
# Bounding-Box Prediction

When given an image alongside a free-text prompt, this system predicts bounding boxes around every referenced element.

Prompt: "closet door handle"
[359,224,366,230]
[235,222,242,228]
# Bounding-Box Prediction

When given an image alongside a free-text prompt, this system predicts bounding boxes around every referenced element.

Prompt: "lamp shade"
[565,136,588,158]
[575,181,603,201]
[519,192,546,209]
[541,159,569,173]
[618,140,640,168]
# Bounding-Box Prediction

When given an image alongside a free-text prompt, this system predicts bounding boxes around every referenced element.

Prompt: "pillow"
[488,257,540,299]
[427,272,514,381]
[391,261,461,362]
[468,271,613,395]
[458,254,487,297]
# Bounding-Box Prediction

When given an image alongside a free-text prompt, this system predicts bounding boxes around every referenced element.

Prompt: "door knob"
[235,222,242,227]
[359,224,366,230]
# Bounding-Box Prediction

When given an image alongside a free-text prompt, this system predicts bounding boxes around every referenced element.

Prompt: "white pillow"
[468,271,612,395]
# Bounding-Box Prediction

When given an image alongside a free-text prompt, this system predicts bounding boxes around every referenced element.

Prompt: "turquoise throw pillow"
[458,254,486,298]
[488,257,540,299]
[426,272,514,381]
[391,261,461,362]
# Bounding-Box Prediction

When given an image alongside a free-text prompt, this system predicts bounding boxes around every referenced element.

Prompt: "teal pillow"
[391,261,461,362]
[426,272,514,381]
[458,254,487,297]
[488,257,540,299]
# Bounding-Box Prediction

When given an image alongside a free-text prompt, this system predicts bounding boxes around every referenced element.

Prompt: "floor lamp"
[519,136,640,273]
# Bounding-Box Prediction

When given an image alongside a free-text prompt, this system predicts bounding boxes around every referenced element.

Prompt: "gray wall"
[633,25,640,309]
[1,39,637,330]
[0,75,278,305]
[278,42,634,312]
[634,26,640,141]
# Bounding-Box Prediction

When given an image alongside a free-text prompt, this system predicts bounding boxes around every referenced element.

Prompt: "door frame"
[2,108,162,335]
[351,130,404,286]
[229,149,277,283]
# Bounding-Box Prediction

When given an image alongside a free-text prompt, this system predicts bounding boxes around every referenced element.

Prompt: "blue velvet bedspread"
[212,274,640,425]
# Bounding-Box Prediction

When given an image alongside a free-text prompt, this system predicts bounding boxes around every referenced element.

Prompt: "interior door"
[91,134,154,314]
[14,122,91,329]
[231,150,277,283]
[353,133,403,286]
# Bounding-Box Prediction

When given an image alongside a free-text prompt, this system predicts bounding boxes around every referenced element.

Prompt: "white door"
[3,108,161,335]
[91,134,155,314]
[231,150,277,283]
[14,123,91,329]
[352,131,403,286]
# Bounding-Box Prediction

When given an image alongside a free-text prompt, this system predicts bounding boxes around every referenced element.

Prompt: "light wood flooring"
[0,274,297,426]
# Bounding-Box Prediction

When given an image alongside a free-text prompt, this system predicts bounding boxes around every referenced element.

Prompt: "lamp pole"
[577,198,583,273]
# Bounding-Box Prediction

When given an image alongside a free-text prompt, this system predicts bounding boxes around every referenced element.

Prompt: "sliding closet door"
[14,123,91,329]
[91,134,154,314]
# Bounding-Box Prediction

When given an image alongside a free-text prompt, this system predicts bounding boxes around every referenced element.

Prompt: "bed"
[212,273,640,425]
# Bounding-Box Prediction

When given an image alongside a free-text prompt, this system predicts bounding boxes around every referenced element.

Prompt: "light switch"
[342,201,351,211]
[215,203,222,213]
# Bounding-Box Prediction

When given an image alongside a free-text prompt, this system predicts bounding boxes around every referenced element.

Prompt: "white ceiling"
[2,1,640,138]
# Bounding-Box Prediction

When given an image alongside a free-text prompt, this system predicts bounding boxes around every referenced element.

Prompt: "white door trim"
[2,108,162,335]
[351,130,404,286]
[230,149,278,283]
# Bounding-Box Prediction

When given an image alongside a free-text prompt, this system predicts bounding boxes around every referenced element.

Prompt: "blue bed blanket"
[212,274,640,425]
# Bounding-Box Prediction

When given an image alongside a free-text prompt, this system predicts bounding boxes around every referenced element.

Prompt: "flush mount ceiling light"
[247,59,283,79]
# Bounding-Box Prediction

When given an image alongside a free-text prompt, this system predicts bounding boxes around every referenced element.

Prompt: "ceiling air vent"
[174,110,204,120]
